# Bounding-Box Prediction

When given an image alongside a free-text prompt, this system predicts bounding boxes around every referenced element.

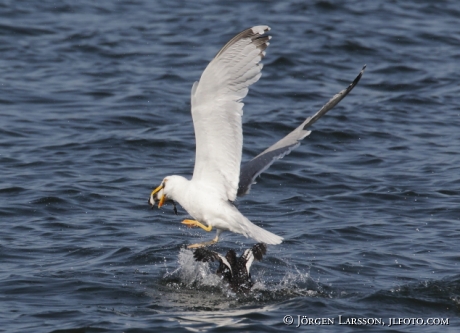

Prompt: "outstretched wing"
[240,243,267,275]
[237,65,366,196]
[193,248,232,274]
[191,26,271,202]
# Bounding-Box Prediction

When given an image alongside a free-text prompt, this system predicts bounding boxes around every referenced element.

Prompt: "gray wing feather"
[237,65,366,196]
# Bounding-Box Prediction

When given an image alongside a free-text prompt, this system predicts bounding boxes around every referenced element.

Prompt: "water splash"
[162,248,323,300]
[172,247,222,288]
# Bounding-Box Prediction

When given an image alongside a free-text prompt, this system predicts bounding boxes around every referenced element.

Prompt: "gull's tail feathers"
[236,215,283,245]
[248,223,283,245]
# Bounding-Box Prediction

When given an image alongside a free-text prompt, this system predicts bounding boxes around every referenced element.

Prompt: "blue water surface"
[1,1,460,332]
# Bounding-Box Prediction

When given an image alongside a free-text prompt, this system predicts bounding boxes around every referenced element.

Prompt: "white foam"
[175,248,222,287]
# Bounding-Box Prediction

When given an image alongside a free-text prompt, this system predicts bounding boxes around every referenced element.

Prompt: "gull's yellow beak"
[158,190,166,208]
[149,183,166,208]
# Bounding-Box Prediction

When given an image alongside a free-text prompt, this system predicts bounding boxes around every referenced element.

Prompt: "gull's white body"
[163,175,283,244]
[158,25,283,245]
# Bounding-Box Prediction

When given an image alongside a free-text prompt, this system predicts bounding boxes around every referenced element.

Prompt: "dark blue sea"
[1,1,460,332]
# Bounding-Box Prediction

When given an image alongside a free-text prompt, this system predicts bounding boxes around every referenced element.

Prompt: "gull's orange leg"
[181,219,212,232]
[186,230,222,249]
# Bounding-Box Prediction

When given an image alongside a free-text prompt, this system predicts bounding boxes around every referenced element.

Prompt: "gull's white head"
[148,175,187,211]
[149,177,170,208]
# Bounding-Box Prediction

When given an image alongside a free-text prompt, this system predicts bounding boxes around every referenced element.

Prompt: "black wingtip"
[193,248,217,263]
[252,243,267,261]
[349,65,366,91]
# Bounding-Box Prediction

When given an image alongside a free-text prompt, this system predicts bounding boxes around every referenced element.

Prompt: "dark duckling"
[193,243,267,293]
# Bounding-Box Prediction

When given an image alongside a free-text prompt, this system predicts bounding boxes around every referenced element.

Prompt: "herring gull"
[149,25,365,248]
